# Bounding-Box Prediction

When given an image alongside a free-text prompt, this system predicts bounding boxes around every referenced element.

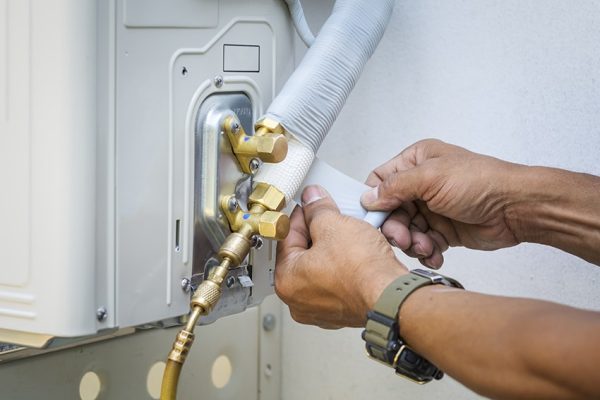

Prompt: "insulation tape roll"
[294,158,389,228]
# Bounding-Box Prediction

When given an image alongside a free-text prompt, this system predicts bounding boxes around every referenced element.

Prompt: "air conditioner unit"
[0,0,296,355]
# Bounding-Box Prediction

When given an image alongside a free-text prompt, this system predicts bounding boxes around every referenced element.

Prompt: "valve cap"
[258,211,290,240]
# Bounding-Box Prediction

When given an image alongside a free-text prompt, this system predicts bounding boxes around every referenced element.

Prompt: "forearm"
[398,286,600,399]
[505,165,600,265]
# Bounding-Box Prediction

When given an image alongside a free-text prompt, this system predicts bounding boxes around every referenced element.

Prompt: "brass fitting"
[221,196,290,242]
[255,117,284,135]
[218,232,252,266]
[249,182,286,212]
[190,258,231,315]
[224,116,288,174]
[167,329,195,364]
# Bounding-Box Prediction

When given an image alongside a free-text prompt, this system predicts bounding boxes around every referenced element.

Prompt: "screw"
[214,75,224,88]
[226,276,236,288]
[181,278,191,293]
[262,313,276,331]
[230,121,241,134]
[227,197,238,212]
[96,307,107,322]
[251,235,264,250]
[249,158,261,173]
[181,66,188,76]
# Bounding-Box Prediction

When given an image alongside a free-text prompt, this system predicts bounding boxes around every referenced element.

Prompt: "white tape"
[295,158,389,228]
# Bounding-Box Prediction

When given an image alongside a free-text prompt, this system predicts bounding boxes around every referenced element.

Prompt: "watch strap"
[362,269,463,383]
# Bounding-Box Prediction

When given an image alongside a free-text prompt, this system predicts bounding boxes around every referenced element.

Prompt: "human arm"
[402,286,600,400]
[275,185,600,399]
[360,139,600,267]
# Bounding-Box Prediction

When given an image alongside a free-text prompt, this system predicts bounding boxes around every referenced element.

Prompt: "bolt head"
[96,307,108,322]
[230,121,241,134]
[181,278,191,293]
[249,158,261,173]
[227,197,238,212]
[226,276,236,288]
[251,235,264,250]
[214,75,224,88]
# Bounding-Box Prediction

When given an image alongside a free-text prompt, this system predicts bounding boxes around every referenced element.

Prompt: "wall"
[282,1,600,399]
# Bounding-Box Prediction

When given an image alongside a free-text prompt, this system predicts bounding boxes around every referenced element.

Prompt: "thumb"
[300,185,340,233]
[360,167,428,211]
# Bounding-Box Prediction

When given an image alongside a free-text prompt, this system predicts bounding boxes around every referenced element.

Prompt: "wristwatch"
[361,269,464,383]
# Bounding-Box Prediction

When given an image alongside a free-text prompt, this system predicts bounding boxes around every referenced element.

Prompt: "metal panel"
[123,0,219,28]
[0,299,283,400]
[115,0,293,328]
[0,0,97,340]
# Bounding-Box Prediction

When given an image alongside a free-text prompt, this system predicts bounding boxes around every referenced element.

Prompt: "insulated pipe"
[257,0,395,209]
[284,0,315,47]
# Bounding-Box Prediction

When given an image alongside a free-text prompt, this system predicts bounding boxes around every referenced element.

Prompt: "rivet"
[262,313,276,331]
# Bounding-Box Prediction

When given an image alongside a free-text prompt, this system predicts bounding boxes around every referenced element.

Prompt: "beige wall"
[282,1,600,399]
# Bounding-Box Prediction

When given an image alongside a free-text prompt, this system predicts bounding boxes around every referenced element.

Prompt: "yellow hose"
[158,259,232,399]
[160,360,182,400]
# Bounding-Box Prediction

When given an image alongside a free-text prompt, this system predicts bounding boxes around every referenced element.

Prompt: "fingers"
[364,139,457,187]
[381,211,412,250]
[381,206,449,269]
[363,139,468,211]
[300,185,341,240]
[277,206,310,259]
[361,167,429,211]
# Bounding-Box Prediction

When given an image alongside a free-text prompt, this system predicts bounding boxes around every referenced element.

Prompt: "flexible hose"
[283,0,315,47]
[160,360,182,400]
[258,0,395,202]
[266,0,394,153]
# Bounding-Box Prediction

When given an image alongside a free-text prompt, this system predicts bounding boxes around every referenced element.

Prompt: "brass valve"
[248,181,286,212]
[222,182,289,236]
[224,116,288,174]
[221,198,290,242]
[161,182,291,400]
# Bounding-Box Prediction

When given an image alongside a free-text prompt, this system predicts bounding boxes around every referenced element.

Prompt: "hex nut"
[249,183,286,212]
[258,211,290,240]
[255,118,284,134]
[256,134,288,163]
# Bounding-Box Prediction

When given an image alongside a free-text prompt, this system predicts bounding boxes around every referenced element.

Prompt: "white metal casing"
[0,0,295,343]
[0,0,97,340]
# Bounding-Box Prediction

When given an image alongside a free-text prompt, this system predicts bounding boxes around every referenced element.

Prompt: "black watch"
[361,269,463,383]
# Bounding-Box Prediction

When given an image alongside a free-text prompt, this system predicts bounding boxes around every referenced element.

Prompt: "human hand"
[361,139,521,268]
[275,185,407,329]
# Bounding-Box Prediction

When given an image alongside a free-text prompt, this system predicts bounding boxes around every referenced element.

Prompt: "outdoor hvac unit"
[0,0,296,353]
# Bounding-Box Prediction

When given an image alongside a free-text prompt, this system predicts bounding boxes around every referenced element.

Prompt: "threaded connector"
[167,329,195,364]
[191,280,222,315]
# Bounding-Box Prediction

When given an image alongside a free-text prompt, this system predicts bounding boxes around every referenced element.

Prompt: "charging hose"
[160,260,231,400]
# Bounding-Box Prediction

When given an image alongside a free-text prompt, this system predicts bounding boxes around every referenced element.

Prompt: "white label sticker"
[238,275,254,288]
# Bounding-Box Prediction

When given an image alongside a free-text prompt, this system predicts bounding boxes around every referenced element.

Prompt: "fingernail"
[301,185,326,206]
[360,186,378,205]
[414,244,427,257]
